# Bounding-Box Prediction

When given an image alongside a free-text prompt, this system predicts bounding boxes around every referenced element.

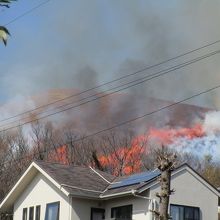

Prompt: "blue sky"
[1,0,220,108]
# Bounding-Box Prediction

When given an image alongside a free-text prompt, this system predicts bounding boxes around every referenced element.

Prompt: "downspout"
[131,190,155,220]
[131,189,152,200]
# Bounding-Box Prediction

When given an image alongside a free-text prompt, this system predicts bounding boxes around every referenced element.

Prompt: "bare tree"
[6,127,29,173]
[62,130,96,165]
[0,127,31,200]
[31,121,57,161]
[199,154,220,187]
[97,130,147,176]
[154,146,177,220]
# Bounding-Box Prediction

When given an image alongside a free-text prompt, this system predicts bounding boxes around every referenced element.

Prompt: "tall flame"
[98,124,207,175]
[48,145,69,165]
[98,136,147,176]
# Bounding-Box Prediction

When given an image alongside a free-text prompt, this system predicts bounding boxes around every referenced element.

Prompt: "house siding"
[13,173,70,220]
[70,196,151,220]
[69,169,218,220]
[71,198,102,220]
[104,196,151,220]
[150,169,218,220]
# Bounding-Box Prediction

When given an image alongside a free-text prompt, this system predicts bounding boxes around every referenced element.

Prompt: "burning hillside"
[1,88,219,176]
[95,111,220,175]
[40,109,220,177]
[150,110,220,154]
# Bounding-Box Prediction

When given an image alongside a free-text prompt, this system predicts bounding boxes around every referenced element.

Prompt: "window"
[23,208,27,220]
[35,205,41,220]
[111,205,132,220]
[29,207,34,220]
[45,202,60,220]
[170,204,200,220]
[91,208,105,220]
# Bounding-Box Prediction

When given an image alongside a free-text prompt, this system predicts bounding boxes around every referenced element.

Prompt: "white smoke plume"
[167,111,220,160]
[203,111,220,134]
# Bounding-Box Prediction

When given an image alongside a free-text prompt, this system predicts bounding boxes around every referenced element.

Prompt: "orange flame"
[148,124,204,145]
[49,124,206,175]
[98,124,205,175]
[48,145,69,165]
[98,136,147,176]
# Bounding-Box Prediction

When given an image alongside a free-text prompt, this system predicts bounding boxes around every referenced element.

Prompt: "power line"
[1,49,220,129]
[71,84,220,142]
[0,49,220,132]
[1,48,220,129]
[1,0,220,166]
[1,0,220,128]
[4,0,51,26]
[1,39,220,123]
[3,81,220,167]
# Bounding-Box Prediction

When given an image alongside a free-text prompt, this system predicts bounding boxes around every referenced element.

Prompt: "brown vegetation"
[0,121,219,203]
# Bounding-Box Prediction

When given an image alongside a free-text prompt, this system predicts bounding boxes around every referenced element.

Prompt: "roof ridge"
[34,160,89,168]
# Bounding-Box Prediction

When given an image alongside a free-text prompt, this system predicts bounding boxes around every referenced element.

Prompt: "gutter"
[100,188,154,200]
[99,190,134,198]
[131,189,152,200]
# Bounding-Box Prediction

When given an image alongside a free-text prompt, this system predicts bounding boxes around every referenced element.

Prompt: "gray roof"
[35,160,115,198]
[35,160,161,199]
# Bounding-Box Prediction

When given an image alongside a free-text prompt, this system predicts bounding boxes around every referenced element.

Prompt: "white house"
[0,160,219,220]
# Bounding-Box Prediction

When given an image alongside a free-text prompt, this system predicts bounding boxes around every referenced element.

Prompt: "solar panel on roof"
[109,170,160,189]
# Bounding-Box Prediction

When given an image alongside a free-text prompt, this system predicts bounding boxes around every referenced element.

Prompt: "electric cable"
[1,39,220,123]
[0,49,219,131]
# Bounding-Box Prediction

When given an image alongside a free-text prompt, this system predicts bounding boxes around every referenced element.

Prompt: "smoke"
[0,95,36,121]
[75,66,99,90]
[203,111,220,134]
[170,134,220,161]
[1,0,220,159]
[145,110,220,160]
[0,0,220,107]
